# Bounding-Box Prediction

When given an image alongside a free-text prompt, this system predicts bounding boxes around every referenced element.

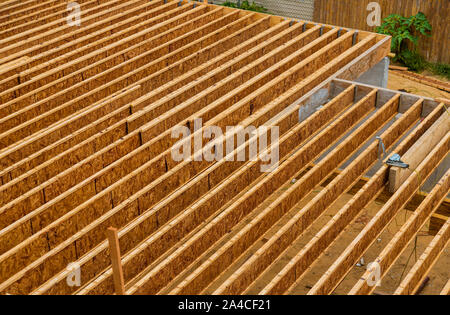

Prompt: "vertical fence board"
[313,0,448,63]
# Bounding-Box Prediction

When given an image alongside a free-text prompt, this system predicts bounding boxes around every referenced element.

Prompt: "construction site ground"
[388,71,450,100]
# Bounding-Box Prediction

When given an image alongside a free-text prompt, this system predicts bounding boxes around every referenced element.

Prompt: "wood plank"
[0,7,227,132]
[389,110,450,193]
[0,0,69,17]
[15,1,194,85]
[0,17,271,201]
[0,9,243,230]
[0,0,178,85]
[441,279,450,295]
[37,85,356,296]
[90,34,380,296]
[261,98,425,295]
[312,0,449,64]
[211,94,403,295]
[0,0,72,23]
[136,25,329,139]
[309,131,450,295]
[0,2,394,296]
[0,16,274,182]
[0,23,347,295]
[128,22,319,133]
[394,218,450,295]
[350,168,450,295]
[0,0,96,33]
[129,88,377,295]
[0,0,154,54]
[0,4,212,105]
[0,85,141,206]
[0,0,114,39]
[0,17,295,254]
[279,101,444,295]
[106,227,125,295]
[0,1,210,68]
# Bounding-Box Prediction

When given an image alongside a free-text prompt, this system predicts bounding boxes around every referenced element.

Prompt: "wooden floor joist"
[389,111,450,193]
[394,217,450,295]
[258,97,426,295]
[309,131,449,295]
[441,278,450,295]
[349,168,450,295]
[0,0,447,296]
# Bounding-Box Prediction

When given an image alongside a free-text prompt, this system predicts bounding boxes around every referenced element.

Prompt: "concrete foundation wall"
[355,57,390,88]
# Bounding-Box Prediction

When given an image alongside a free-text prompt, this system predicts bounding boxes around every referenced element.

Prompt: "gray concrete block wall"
[355,57,390,88]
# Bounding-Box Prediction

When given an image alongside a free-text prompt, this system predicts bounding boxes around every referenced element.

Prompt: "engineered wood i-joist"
[88,85,358,294]
[0,7,227,122]
[0,0,154,55]
[309,131,450,295]
[126,23,322,130]
[0,11,246,160]
[441,278,450,295]
[389,112,450,193]
[0,0,190,66]
[260,98,428,295]
[0,10,244,151]
[133,25,334,141]
[206,93,402,295]
[0,14,298,239]
[0,19,276,220]
[44,30,384,296]
[0,0,71,17]
[0,0,99,31]
[0,85,142,206]
[0,12,262,252]
[0,24,364,295]
[350,168,450,295]
[106,227,125,296]
[0,12,273,180]
[18,2,198,86]
[0,9,246,185]
[0,0,118,39]
[0,3,214,105]
[91,88,361,295]
[291,102,446,295]
[0,0,175,84]
[7,58,384,298]
[321,168,450,217]
[0,0,410,295]
[36,86,357,296]
[123,87,375,295]
[0,15,278,237]
[0,17,273,203]
[394,217,450,295]
[0,1,193,91]
[168,92,389,295]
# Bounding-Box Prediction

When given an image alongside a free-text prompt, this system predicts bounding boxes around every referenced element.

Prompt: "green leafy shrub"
[222,1,268,13]
[427,63,450,80]
[376,12,432,71]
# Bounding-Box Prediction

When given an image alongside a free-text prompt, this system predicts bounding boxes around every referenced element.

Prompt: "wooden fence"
[313,0,449,63]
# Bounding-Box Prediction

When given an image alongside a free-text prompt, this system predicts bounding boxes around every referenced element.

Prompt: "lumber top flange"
[3,0,448,297]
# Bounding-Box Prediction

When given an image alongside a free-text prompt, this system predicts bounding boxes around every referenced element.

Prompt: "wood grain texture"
[0,0,406,296]
[314,0,449,63]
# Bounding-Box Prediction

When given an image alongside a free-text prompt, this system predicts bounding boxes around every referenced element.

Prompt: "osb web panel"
[0,0,447,295]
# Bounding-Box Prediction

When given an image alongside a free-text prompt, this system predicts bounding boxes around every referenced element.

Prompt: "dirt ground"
[387,71,450,99]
